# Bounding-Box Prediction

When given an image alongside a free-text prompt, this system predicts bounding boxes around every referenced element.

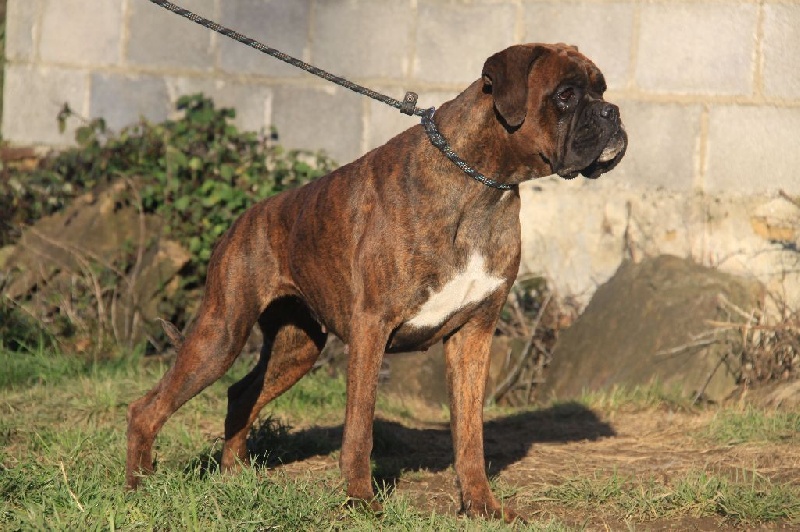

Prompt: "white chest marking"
[407,252,505,329]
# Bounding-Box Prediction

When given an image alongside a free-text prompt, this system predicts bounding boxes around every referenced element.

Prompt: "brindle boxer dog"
[126,43,626,521]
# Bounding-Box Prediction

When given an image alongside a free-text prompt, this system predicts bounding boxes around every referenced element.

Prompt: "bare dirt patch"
[258,404,800,529]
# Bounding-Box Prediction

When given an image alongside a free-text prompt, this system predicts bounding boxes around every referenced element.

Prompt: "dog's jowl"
[126,43,626,522]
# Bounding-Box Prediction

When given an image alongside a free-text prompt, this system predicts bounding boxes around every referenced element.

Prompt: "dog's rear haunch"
[126,43,626,522]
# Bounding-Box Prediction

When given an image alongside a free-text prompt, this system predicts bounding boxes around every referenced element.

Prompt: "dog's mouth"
[557,124,627,180]
[580,125,627,179]
[597,130,627,163]
[556,167,581,180]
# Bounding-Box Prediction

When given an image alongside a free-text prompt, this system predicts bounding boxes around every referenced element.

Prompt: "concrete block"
[1,64,88,145]
[5,0,42,62]
[127,0,215,71]
[636,3,757,94]
[271,85,364,163]
[90,73,170,132]
[763,3,800,100]
[219,0,310,78]
[166,77,274,134]
[415,1,517,85]
[523,2,634,90]
[608,101,701,190]
[366,89,458,152]
[312,0,412,80]
[706,105,800,194]
[40,0,122,66]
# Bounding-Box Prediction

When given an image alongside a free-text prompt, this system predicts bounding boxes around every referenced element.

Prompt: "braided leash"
[420,108,515,190]
[147,0,515,191]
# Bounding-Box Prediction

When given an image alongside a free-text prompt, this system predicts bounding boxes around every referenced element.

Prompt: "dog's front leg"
[444,317,521,523]
[339,313,388,512]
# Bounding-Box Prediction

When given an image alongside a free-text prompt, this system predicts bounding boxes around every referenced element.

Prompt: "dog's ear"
[482,45,544,128]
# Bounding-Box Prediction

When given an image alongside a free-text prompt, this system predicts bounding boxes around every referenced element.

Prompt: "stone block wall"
[4,0,800,309]
[4,0,799,195]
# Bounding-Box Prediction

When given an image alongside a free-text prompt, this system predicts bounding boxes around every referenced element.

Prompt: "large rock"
[1,180,190,350]
[540,255,764,402]
[320,335,532,406]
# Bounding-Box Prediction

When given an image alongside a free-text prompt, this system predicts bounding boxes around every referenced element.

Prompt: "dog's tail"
[157,318,185,349]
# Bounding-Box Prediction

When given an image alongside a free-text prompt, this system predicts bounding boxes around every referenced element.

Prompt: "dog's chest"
[406,252,505,329]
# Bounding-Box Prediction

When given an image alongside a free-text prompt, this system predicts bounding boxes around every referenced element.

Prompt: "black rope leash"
[147,0,515,191]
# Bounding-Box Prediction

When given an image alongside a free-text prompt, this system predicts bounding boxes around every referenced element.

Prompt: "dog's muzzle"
[557,101,627,180]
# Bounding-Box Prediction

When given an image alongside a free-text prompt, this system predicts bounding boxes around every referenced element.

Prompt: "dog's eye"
[557,88,575,102]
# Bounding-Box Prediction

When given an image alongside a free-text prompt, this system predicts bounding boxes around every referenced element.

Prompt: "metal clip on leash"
[400,92,419,116]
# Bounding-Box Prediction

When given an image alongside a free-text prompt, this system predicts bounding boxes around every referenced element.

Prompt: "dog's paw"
[498,507,525,524]
[462,498,525,524]
[344,496,384,516]
[125,474,142,491]
[220,447,250,473]
[125,463,154,491]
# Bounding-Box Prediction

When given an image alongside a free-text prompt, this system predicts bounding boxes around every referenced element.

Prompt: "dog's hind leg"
[221,297,327,471]
[125,276,261,489]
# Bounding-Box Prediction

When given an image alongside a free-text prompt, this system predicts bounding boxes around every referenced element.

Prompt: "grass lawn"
[1,347,799,530]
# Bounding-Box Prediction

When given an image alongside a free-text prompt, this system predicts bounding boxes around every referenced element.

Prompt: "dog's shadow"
[189,402,614,487]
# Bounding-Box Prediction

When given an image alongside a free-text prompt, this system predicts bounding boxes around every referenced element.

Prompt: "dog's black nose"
[599,103,618,122]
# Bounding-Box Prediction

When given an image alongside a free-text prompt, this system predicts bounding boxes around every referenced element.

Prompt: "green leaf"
[165,147,188,169]
[188,236,202,253]
[219,164,235,181]
[56,103,72,134]
[75,126,95,146]
[174,196,191,212]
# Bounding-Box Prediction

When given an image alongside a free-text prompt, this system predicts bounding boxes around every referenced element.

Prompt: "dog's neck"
[432,80,552,185]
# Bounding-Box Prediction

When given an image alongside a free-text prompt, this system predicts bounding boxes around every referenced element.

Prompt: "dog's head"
[482,43,627,179]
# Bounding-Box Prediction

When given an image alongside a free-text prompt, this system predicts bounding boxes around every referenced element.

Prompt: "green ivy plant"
[0,95,336,350]
[1,94,336,276]
[136,95,336,279]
